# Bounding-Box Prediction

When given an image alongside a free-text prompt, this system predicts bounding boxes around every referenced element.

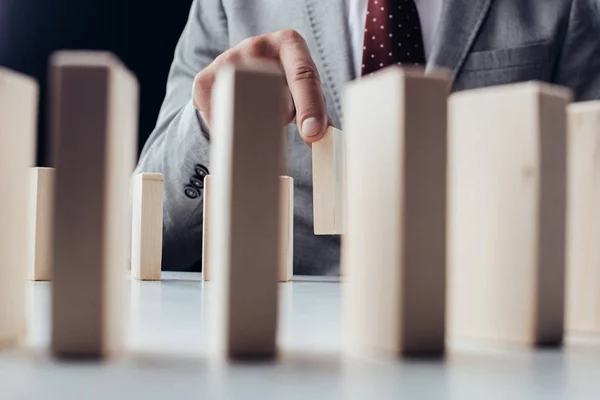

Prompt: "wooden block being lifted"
[566,101,600,332]
[131,173,164,281]
[203,175,294,283]
[448,82,571,346]
[0,68,38,347]
[312,127,345,235]
[27,167,55,281]
[50,52,139,358]
[209,62,284,359]
[343,67,449,357]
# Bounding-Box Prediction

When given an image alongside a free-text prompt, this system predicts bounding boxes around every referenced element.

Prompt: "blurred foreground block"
[343,67,448,357]
[209,62,284,359]
[448,82,570,346]
[0,68,38,347]
[50,51,138,358]
[566,101,600,332]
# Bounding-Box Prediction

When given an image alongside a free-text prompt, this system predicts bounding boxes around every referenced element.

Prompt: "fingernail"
[302,117,322,137]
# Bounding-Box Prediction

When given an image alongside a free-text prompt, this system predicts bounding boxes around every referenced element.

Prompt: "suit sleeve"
[135,0,229,271]
[554,0,600,101]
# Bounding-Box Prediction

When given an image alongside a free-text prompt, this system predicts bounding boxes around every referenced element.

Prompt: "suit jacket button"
[194,164,209,179]
[184,185,200,199]
[190,176,204,189]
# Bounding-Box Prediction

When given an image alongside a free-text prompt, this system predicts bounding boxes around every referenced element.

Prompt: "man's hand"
[192,29,328,143]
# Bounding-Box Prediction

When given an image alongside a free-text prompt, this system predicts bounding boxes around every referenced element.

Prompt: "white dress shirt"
[346,0,444,76]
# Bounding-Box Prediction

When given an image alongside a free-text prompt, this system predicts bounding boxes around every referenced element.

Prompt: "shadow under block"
[0,68,38,347]
[566,101,600,332]
[131,173,164,281]
[208,62,284,359]
[202,175,294,283]
[50,52,139,358]
[448,82,571,346]
[27,167,55,281]
[342,67,449,357]
[312,126,345,235]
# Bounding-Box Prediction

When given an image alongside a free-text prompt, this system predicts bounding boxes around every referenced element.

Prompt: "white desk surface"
[1,272,599,400]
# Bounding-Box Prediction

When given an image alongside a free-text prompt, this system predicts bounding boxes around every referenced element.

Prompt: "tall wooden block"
[131,173,164,281]
[209,62,284,359]
[27,167,55,281]
[448,82,571,346]
[342,67,449,357]
[312,126,345,234]
[566,101,600,332]
[0,68,38,347]
[203,175,294,283]
[50,52,139,358]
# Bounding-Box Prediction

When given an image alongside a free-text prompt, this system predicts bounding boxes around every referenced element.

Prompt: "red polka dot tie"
[361,0,427,76]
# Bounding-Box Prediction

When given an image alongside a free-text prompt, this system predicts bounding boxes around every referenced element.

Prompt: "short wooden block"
[566,101,600,332]
[131,173,164,281]
[201,175,213,282]
[279,176,294,282]
[0,68,38,347]
[209,62,284,359]
[343,67,449,357]
[448,82,571,346]
[203,175,294,283]
[312,126,345,235]
[27,167,55,281]
[50,52,139,358]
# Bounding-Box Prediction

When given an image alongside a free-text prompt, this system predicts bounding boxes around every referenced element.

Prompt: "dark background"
[0,0,195,166]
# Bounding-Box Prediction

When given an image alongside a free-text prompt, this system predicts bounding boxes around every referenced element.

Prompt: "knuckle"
[243,36,271,58]
[290,63,320,83]
[278,29,304,45]
[215,50,241,66]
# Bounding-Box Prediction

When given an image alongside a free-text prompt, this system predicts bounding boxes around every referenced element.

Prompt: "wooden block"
[49,52,139,358]
[448,82,571,346]
[203,175,294,283]
[312,127,345,234]
[279,176,294,282]
[202,174,213,281]
[131,173,164,281]
[27,167,55,281]
[342,67,449,357]
[0,68,38,347]
[209,61,284,359]
[566,101,600,332]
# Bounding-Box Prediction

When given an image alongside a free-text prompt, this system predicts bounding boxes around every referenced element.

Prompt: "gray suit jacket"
[136,0,600,274]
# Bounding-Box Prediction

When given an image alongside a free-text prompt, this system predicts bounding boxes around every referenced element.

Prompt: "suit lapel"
[304,0,353,125]
[427,0,494,86]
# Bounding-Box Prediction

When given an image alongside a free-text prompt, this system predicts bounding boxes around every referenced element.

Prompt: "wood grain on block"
[279,176,294,282]
[0,68,38,347]
[343,67,449,357]
[566,101,600,332]
[50,52,139,358]
[27,168,55,281]
[312,127,345,235]
[131,173,164,281]
[209,61,284,359]
[203,175,294,283]
[202,175,212,281]
[448,82,571,346]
